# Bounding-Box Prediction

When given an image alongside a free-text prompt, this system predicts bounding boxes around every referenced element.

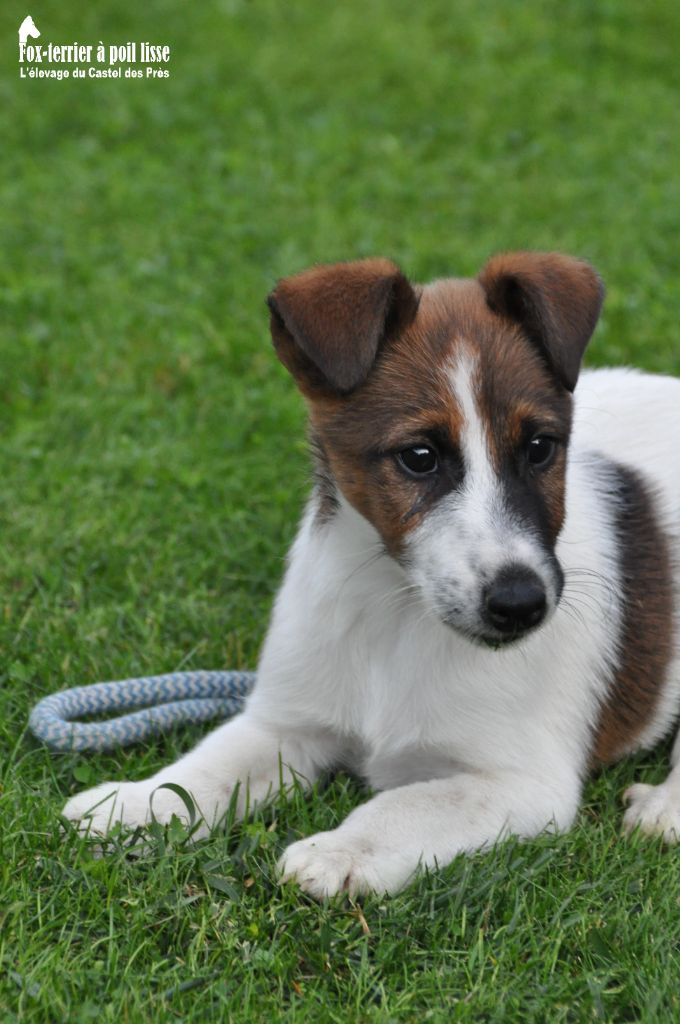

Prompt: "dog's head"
[268,252,604,647]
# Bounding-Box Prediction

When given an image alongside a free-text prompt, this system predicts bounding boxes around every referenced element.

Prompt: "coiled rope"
[28,670,256,752]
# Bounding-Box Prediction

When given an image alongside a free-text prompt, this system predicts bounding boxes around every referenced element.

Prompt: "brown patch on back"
[590,464,675,766]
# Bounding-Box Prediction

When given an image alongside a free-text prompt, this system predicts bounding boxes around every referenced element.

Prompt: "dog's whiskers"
[336,546,388,597]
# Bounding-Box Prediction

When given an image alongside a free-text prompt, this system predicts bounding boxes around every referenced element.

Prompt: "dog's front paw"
[62,780,202,837]
[278,830,417,898]
[622,782,680,843]
[62,781,156,835]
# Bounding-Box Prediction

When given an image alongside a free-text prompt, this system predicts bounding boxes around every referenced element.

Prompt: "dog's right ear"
[267,259,418,395]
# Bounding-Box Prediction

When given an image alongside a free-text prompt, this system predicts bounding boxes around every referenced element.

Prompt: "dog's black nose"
[484,569,547,635]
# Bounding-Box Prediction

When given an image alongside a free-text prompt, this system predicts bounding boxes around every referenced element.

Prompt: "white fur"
[63,368,680,896]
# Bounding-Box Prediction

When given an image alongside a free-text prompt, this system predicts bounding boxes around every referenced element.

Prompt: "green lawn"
[2,0,680,1020]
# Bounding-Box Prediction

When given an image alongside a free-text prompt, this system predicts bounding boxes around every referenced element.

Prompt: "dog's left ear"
[478,252,605,392]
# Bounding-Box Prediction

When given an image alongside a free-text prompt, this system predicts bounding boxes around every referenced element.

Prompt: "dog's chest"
[257,489,620,785]
[277,528,570,760]
[293,565,599,787]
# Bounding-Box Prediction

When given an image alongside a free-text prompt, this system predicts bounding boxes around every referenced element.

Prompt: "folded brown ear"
[478,252,605,392]
[267,258,418,394]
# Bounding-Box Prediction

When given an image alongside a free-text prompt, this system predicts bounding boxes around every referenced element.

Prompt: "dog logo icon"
[18,15,40,45]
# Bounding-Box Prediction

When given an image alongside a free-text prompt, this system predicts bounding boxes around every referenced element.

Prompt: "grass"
[2,0,680,1019]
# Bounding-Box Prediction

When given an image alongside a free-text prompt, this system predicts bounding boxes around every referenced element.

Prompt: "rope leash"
[28,670,256,752]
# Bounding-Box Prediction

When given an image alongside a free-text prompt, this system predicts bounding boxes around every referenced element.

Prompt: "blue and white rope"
[29,670,256,752]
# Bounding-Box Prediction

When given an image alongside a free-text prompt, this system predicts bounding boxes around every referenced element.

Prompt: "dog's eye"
[397,445,439,476]
[527,436,557,469]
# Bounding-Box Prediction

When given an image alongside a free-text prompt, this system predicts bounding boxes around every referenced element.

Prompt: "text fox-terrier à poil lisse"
[64,251,680,897]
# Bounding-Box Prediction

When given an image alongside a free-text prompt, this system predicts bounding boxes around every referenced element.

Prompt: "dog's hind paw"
[622,782,680,843]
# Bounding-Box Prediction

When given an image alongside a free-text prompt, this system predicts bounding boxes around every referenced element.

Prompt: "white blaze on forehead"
[448,348,495,498]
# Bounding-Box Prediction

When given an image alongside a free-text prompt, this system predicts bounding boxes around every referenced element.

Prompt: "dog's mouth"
[476,628,535,649]
[439,610,552,649]
[447,622,538,649]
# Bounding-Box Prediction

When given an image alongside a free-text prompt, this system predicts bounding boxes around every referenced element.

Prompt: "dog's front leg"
[279,769,581,897]
[62,712,339,838]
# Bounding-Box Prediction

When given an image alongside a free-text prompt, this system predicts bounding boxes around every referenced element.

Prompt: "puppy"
[63,252,680,897]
